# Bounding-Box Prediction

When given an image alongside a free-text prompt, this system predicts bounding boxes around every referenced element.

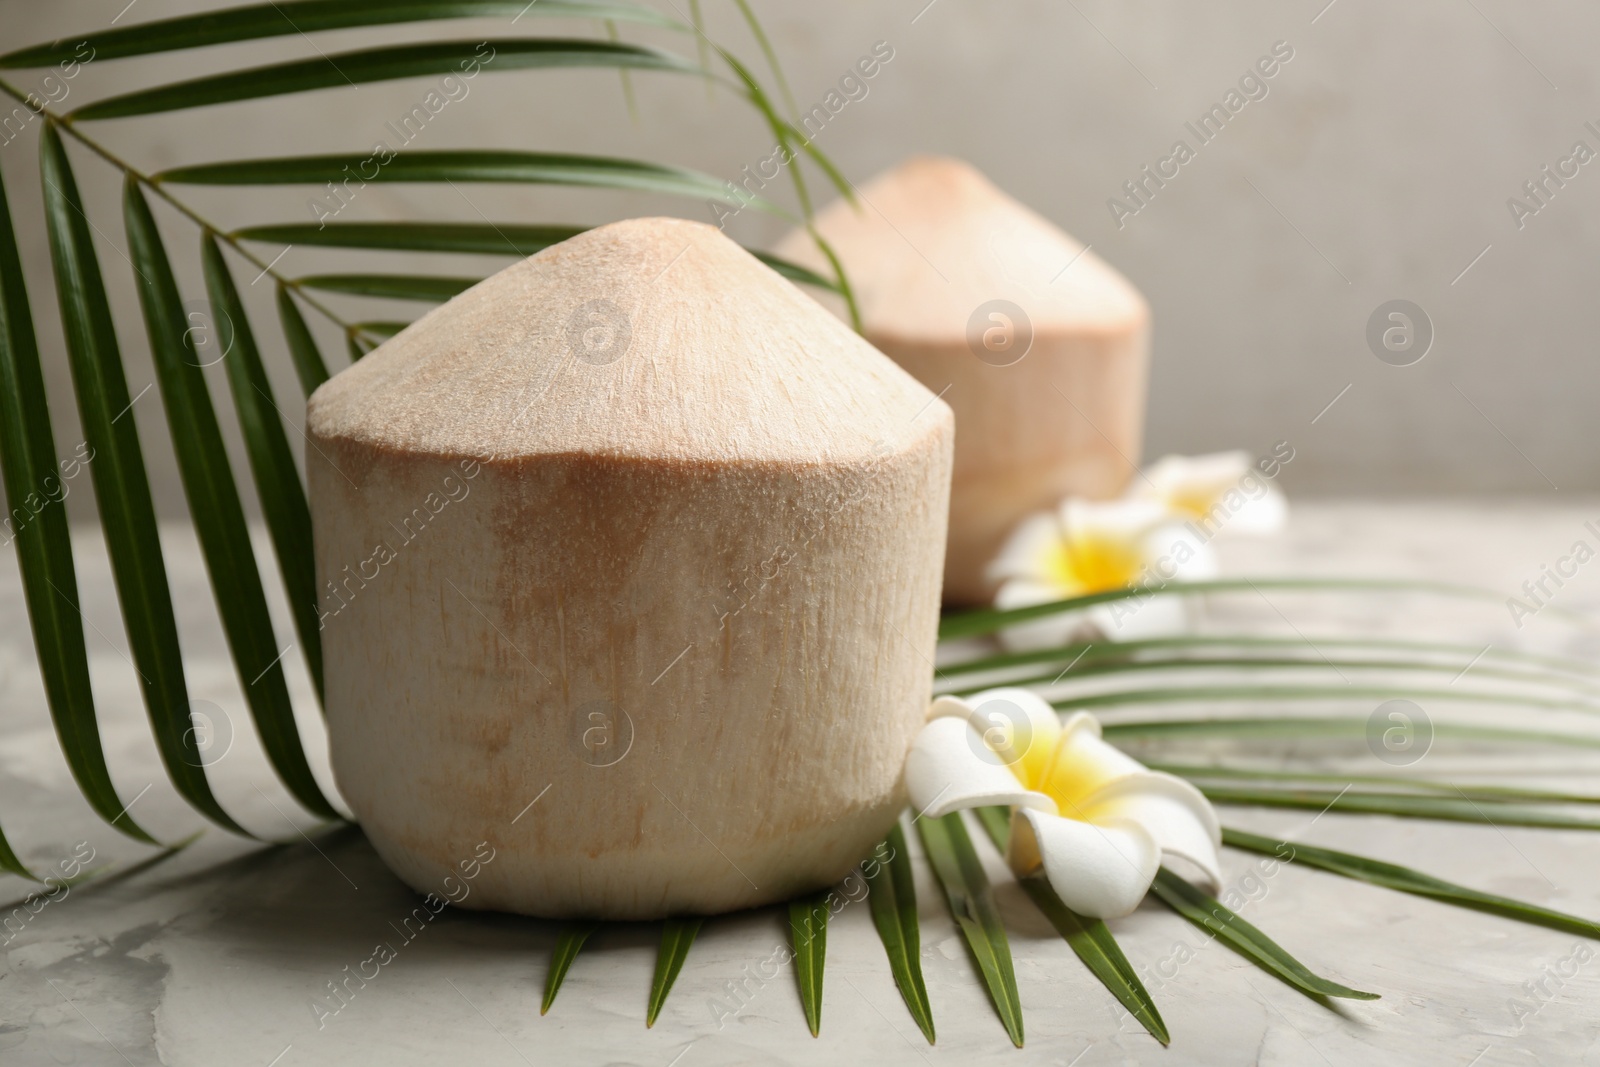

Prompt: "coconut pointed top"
[308,217,945,465]
[777,155,1147,344]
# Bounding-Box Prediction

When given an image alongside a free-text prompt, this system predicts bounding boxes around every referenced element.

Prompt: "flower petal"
[1086,595,1190,642]
[992,578,1096,652]
[985,510,1065,584]
[961,688,1063,791]
[927,695,978,722]
[1058,496,1171,541]
[904,715,1056,819]
[1138,451,1289,538]
[1218,484,1288,536]
[1145,523,1220,582]
[1034,711,1150,806]
[1008,807,1159,919]
[1144,450,1252,490]
[1074,772,1222,890]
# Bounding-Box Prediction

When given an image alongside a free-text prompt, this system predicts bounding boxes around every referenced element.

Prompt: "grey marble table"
[1,500,1598,1066]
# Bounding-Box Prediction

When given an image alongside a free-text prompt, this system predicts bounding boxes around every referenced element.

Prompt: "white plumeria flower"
[905,687,1221,919]
[984,497,1217,651]
[1133,451,1287,538]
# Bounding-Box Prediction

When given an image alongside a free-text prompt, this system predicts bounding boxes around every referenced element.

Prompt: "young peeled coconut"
[306,217,954,919]
[776,156,1150,604]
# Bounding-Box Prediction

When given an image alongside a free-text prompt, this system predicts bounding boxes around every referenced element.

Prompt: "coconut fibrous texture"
[305,217,954,920]
[776,156,1150,605]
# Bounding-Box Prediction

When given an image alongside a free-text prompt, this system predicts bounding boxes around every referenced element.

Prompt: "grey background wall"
[1,0,1593,521]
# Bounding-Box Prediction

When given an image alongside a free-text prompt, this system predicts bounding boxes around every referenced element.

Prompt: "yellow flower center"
[1166,484,1222,521]
[1044,529,1144,594]
[1012,725,1136,819]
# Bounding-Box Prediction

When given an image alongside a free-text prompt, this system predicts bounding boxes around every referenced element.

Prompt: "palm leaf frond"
[864,824,935,1044]
[238,221,587,256]
[1222,827,1600,940]
[1148,868,1377,1003]
[295,274,477,303]
[1103,717,1600,750]
[542,920,598,1015]
[0,158,80,875]
[0,1,684,68]
[156,151,766,208]
[1203,785,1600,831]
[647,917,702,1027]
[1054,684,1598,716]
[939,577,1532,641]
[937,634,1600,683]
[730,0,799,118]
[942,654,1600,701]
[124,178,336,821]
[72,39,703,121]
[201,237,324,701]
[917,811,1023,1047]
[718,48,812,218]
[274,286,331,398]
[40,123,200,844]
[788,891,828,1036]
[240,222,840,294]
[348,321,411,344]
[1157,763,1600,805]
[973,805,1168,1044]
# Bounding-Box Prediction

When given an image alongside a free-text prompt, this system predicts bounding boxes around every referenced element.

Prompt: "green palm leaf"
[542,920,598,1015]
[236,221,843,292]
[201,236,324,701]
[937,634,1600,682]
[647,917,702,1028]
[1101,716,1600,750]
[295,274,476,303]
[938,577,1526,641]
[1156,763,1600,805]
[797,230,863,332]
[711,47,855,213]
[943,654,1600,700]
[707,48,859,324]
[274,286,332,398]
[788,891,828,1036]
[0,156,85,875]
[917,811,1023,1047]
[1023,878,1170,1044]
[1222,827,1600,940]
[349,322,411,344]
[1055,684,1598,715]
[39,123,200,844]
[124,178,336,821]
[751,250,844,293]
[599,20,641,125]
[718,48,813,217]
[156,151,765,209]
[864,824,935,1044]
[700,45,859,321]
[239,221,587,256]
[731,0,799,118]
[73,39,702,121]
[0,1,685,68]
[1199,785,1600,831]
[1148,868,1377,1002]
[973,806,1168,1044]
[687,0,712,96]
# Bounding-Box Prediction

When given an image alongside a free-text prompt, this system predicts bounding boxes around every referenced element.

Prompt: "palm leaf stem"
[0,77,355,338]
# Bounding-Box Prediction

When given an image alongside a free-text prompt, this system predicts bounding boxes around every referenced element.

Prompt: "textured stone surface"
[0,501,1597,1065]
